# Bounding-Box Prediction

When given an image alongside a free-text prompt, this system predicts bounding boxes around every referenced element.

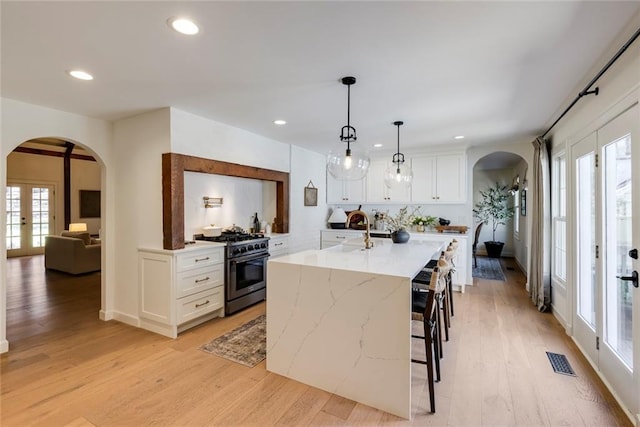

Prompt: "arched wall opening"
[0,98,114,354]
[467,142,533,286]
[3,137,106,348]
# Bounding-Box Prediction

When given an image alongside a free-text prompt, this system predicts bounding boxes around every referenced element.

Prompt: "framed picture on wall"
[80,190,101,218]
[520,189,526,216]
[304,181,317,206]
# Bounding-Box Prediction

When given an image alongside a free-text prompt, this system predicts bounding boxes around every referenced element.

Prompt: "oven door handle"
[229,253,270,264]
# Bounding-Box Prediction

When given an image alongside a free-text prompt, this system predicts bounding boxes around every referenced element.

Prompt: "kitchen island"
[266,237,446,419]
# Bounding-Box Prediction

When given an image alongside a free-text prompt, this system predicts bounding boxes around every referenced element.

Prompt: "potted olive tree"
[472,182,514,258]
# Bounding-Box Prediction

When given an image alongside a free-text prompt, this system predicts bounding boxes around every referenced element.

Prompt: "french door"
[571,104,639,416]
[6,182,54,257]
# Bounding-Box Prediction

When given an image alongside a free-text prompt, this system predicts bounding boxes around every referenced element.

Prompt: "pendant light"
[327,76,370,180]
[384,121,413,188]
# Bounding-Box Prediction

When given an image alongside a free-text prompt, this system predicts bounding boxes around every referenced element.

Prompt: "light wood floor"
[0,255,631,426]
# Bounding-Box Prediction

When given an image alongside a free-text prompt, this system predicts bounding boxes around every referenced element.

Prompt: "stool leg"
[448,275,455,317]
[442,291,450,341]
[425,321,436,413]
[431,319,441,383]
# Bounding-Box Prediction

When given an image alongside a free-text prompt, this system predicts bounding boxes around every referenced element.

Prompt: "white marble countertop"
[322,228,468,237]
[269,237,446,278]
[138,240,226,254]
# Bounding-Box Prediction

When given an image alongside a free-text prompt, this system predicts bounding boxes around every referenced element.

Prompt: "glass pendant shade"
[326,76,370,181]
[384,162,413,188]
[384,120,412,188]
[327,142,370,181]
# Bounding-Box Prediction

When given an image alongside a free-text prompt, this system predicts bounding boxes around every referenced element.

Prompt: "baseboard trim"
[111,311,140,328]
[0,339,9,354]
[571,336,635,425]
[551,304,569,331]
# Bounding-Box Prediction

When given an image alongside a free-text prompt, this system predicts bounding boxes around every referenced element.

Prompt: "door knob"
[629,248,638,259]
[616,270,639,288]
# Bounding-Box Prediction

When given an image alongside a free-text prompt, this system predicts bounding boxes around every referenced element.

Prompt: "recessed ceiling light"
[168,17,199,35]
[67,70,93,81]
[454,135,465,140]
[273,119,287,125]
[373,143,383,148]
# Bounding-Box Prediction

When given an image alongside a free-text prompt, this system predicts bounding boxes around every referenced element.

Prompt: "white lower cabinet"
[321,229,365,249]
[269,234,290,258]
[138,243,225,338]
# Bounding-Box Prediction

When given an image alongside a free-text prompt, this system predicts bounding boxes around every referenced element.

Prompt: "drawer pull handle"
[195,277,210,283]
[274,242,283,246]
[195,300,210,308]
[195,257,210,262]
[337,236,346,239]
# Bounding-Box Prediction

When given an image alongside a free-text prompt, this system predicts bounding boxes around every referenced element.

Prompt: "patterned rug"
[473,257,506,281]
[200,314,266,367]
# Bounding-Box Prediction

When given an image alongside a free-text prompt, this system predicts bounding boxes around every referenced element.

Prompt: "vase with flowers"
[382,206,419,243]
[412,214,438,232]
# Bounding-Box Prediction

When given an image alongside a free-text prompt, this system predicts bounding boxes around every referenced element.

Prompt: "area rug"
[473,257,506,281]
[200,314,266,367]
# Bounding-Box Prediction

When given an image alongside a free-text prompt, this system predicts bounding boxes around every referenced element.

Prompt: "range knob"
[232,248,241,255]
[254,244,260,250]
[260,243,267,249]
[240,246,247,253]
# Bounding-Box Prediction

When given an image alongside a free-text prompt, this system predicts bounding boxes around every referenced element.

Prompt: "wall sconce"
[510,175,520,194]
[69,222,87,232]
[203,197,223,208]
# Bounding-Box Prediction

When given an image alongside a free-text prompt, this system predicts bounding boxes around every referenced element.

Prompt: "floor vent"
[546,352,576,376]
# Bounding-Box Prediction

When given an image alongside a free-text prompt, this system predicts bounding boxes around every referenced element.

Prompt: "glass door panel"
[602,135,632,368]
[31,187,51,248]
[6,183,54,257]
[577,152,596,328]
[596,104,638,416]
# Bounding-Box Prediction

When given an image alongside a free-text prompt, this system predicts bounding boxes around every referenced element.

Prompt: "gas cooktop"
[193,231,265,243]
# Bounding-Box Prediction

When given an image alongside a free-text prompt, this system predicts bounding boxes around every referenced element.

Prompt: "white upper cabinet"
[326,174,366,203]
[365,159,411,203]
[326,152,466,205]
[411,154,466,203]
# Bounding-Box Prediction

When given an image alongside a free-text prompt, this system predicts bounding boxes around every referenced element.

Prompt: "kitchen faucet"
[345,210,374,249]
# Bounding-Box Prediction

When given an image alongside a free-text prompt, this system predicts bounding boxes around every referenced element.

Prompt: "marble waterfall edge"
[266,262,411,419]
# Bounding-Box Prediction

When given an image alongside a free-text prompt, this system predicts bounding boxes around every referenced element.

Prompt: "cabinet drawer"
[176,249,223,271]
[321,231,360,243]
[176,264,224,298]
[269,238,289,258]
[177,288,224,325]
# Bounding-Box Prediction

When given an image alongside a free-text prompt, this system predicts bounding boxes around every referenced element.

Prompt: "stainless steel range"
[194,231,270,315]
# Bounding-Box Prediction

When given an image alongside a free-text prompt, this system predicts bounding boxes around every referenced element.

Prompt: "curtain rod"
[541,25,640,139]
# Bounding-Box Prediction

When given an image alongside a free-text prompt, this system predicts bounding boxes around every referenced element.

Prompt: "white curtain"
[529,137,551,311]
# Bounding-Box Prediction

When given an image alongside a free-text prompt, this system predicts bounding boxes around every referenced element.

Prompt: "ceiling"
[2,1,639,157]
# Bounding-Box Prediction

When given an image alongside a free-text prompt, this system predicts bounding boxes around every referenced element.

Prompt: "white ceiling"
[2,1,639,156]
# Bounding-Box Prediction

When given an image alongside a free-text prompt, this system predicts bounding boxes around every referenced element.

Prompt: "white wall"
[0,98,113,354]
[112,108,171,323]
[513,158,528,273]
[546,14,640,333]
[289,145,328,252]
[184,172,265,238]
[170,108,290,173]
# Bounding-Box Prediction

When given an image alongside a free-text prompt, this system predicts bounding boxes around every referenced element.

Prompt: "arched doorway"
[472,151,529,273]
[4,137,105,347]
